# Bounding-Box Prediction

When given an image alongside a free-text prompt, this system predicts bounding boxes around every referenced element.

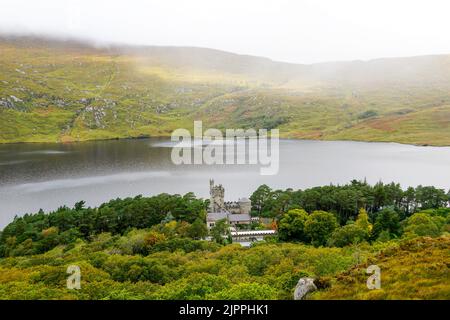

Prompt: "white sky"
[1,0,449,64]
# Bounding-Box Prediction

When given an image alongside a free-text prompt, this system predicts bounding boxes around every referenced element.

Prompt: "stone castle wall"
[209,179,251,214]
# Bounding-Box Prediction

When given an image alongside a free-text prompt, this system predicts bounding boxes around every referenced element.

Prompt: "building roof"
[227,213,251,222]
[206,212,228,221]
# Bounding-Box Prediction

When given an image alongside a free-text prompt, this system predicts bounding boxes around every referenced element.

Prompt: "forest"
[0,180,449,299]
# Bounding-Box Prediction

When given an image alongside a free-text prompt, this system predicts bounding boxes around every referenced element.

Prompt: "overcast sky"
[1,0,449,64]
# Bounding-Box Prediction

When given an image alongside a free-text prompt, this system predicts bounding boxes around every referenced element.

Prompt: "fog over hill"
[4,34,450,87]
[0,35,449,145]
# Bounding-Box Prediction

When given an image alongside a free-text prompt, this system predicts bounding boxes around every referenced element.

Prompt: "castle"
[206,179,277,246]
[206,179,253,230]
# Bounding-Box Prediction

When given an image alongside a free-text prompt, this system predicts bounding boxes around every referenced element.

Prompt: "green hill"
[1,35,449,145]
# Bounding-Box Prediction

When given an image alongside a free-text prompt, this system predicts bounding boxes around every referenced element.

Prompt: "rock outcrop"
[294,277,317,300]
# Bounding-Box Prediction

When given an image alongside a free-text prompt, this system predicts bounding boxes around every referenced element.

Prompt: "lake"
[1,138,450,227]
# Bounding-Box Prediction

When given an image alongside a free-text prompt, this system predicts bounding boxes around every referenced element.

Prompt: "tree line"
[0,180,448,256]
[250,180,449,246]
[250,180,449,223]
[0,193,207,256]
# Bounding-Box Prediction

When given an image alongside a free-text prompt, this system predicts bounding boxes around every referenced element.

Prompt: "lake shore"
[1,133,449,147]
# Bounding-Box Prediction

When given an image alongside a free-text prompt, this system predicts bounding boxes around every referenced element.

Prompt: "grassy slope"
[311,236,450,300]
[1,36,449,145]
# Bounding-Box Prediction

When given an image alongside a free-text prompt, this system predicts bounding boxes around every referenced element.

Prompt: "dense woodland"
[1,180,448,256]
[0,180,449,299]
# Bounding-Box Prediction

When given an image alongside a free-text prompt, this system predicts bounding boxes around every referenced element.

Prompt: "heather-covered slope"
[311,236,450,299]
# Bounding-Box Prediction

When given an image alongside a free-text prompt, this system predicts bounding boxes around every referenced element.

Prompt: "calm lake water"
[1,138,450,227]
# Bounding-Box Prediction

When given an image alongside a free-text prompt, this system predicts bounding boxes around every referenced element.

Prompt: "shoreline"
[0,134,449,148]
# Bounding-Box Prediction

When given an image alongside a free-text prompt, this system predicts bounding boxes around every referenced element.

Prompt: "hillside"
[311,236,450,300]
[1,35,450,145]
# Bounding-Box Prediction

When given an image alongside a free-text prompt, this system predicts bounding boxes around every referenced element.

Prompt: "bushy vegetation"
[0,237,370,300]
[0,181,448,299]
[310,236,450,300]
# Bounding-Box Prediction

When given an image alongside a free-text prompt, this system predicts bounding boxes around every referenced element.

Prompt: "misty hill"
[0,35,449,145]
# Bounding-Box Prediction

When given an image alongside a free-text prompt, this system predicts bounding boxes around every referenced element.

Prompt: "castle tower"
[238,197,251,214]
[209,179,225,212]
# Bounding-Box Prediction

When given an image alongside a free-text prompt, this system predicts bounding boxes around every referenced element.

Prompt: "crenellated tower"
[209,179,225,212]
